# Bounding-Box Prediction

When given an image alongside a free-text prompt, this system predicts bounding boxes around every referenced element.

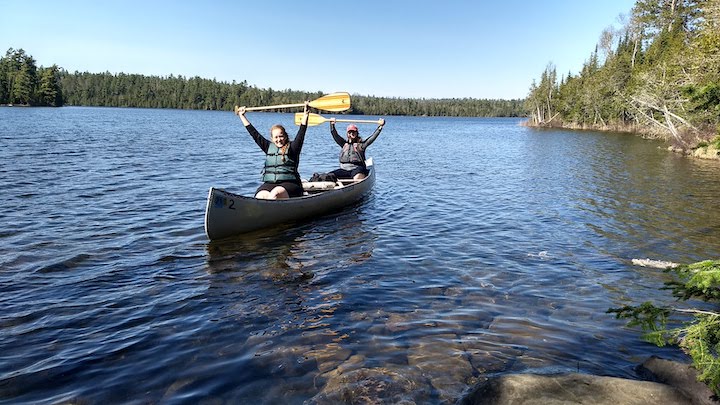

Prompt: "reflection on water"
[199,206,383,402]
[205,198,377,277]
[1,109,719,404]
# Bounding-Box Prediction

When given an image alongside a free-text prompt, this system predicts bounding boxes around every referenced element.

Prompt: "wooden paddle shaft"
[332,118,382,124]
[296,113,383,126]
[244,103,305,111]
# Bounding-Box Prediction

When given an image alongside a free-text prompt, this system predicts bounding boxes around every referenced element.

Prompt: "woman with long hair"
[236,102,310,199]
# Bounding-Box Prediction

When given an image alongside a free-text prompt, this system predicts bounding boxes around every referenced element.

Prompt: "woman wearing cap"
[328,118,385,181]
[235,102,310,199]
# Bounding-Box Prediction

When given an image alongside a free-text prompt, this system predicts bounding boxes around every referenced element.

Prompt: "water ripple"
[1,109,718,403]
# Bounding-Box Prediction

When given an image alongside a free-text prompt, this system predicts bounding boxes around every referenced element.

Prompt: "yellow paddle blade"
[308,92,351,112]
[295,113,327,126]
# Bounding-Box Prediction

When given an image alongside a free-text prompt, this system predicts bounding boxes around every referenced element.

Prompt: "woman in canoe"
[328,118,385,181]
[236,103,310,199]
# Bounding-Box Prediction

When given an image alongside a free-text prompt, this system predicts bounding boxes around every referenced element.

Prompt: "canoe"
[204,158,376,240]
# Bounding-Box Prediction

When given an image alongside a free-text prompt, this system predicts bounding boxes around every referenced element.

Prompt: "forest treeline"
[0,49,63,107]
[526,0,720,147]
[0,48,525,117]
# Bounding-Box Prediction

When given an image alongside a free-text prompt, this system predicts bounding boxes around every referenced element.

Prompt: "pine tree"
[37,65,63,106]
[527,0,719,143]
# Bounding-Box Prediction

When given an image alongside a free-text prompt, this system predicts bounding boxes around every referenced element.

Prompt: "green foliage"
[686,83,720,121]
[609,260,720,395]
[1,47,525,117]
[524,64,558,124]
[668,261,720,301]
[684,313,720,390]
[351,95,525,117]
[37,65,63,106]
[527,0,719,142]
[55,69,525,116]
[609,302,672,345]
[0,48,63,106]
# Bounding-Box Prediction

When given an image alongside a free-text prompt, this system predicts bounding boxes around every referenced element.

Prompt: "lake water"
[1,106,719,404]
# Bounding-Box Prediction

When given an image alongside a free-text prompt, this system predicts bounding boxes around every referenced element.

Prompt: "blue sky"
[1,0,636,100]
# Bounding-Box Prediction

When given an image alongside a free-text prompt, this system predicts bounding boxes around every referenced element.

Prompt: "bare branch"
[673,308,720,317]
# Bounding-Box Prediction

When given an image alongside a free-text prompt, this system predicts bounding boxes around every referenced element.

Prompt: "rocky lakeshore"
[460,357,715,405]
[668,144,720,160]
[302,353,715,404]
[522,120,720,161]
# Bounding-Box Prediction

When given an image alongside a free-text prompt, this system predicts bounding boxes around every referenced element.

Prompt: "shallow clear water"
[1,107,719,404]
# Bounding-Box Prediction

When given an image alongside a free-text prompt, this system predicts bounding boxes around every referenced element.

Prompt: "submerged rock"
[407,334,475,402]
[304,343,353,373]
[307,367,429,404]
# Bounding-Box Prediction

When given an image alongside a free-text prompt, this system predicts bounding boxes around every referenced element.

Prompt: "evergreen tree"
[0,50,9,104]
[525,64,558,124]
[10,49,37,105]
[0,48,63,106]
[3,47,526,116]
[527,0,719,144]
[37,65,63,106]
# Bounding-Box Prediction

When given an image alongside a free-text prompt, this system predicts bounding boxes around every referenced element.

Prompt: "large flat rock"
[460,373,691,405]
[637,356,716,405]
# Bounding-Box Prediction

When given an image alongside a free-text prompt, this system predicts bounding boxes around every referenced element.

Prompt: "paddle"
[239,92,351,112]
[294,112,384,127]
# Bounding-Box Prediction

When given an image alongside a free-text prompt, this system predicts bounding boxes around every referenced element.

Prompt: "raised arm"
[329,118,346,147]
[235,106,269,152]
[362,118,385,148]
[290,101,310,151]
[299,101,309,126]
[235,106,251,126]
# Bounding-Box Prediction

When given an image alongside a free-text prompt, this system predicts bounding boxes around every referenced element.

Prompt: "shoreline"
[460,356,715,404]
[522,120,720,161]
